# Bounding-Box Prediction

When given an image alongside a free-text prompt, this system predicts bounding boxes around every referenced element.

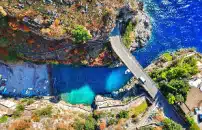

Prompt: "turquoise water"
[61,85,95,104]
[52,65,132,104]
[53,0,202,104]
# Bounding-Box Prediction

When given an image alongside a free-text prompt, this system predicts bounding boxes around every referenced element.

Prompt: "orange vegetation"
[41,19,66,37]
[154,113,164,122]
[8,21,18,31]
[27,38,35,45]
[8,119,32,130]
[19,24,30,32]
[17,9,37,20]
[154,126,163,130]
[56,122,74,130]
[31,114,40,122]
[91,51,106,66]
[99,121,106,130]
[8,19,31,32]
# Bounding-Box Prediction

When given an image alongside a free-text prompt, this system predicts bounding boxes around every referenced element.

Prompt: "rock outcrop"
[118,3,152,51]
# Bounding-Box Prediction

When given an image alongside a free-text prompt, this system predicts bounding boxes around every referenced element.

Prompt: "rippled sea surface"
[53,0,202,104]
[135,0,202,67]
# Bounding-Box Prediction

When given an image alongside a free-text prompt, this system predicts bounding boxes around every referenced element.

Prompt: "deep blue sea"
[52,0,202,104]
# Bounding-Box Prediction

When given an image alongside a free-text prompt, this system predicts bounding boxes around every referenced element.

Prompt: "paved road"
[110,36,158,98]
[109,35,186,126]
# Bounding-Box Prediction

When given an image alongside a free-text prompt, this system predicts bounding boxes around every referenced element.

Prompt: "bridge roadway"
[110,36,158,98]
[109,35,186,126]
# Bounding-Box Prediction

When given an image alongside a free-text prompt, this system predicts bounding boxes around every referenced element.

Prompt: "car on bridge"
[138,76,146,84]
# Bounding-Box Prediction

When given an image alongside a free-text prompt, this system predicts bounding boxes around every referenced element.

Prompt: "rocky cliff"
[0,0,151,66]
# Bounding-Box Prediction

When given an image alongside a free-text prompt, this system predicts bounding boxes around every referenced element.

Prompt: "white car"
[139,76,146,84]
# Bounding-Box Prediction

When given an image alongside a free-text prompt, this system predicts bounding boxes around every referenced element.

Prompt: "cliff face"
[0,0,151,66]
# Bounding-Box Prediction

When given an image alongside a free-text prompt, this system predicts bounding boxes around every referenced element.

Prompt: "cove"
[0,0,201,105]
[52,0,202,104]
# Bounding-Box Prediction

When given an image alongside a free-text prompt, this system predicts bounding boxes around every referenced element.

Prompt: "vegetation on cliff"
[148,49,200,105]
[122,21,136,48]
[72,25,92,44]
[162,118,183,130]
[150,53,198,104]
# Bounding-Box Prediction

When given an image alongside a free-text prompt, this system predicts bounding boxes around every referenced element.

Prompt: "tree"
[167,93,175,104]
[168,79,189,97]
[72,25,92,43]
[162,118,183,130]
[175,94,184,103]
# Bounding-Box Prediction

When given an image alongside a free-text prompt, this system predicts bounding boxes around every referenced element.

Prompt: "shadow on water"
[0,62,50,98]
[51,65,132,104]
[0,62,132,105]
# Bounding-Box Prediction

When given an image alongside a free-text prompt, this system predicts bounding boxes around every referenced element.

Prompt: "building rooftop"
[181,87,202,114]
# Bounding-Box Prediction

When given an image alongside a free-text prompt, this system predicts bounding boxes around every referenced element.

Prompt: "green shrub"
[12,104,25,118]
[71,25,92,43]
[34,105,52,117]
[190,123,200,130]
[16,104,25,112]
[73,116,96,130]
[186,116,200,130]
[12,110,21,119]
[84,116,96,130]
[129,101,148,117]
[21,98,34,105]
[107,118,117,126]
[117,110,129,119]
[73,119,84,130]
[162,52,173,61]
[0,115,8,123]
[167,93,175,104]
[162,118,183,130]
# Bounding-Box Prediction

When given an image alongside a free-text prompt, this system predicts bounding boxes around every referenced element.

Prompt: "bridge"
[109,26,186,126]
[110,35,158,99]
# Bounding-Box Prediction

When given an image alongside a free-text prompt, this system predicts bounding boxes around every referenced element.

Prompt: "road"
[109,34,186,126]
[110,36,158,98]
